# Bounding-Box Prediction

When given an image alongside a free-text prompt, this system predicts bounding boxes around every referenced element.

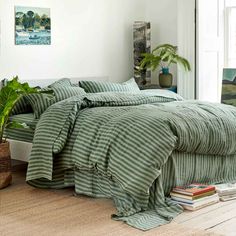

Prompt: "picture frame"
[221,68,236,106]
[15,6,51,45]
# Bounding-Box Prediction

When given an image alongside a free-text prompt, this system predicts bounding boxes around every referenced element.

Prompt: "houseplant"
[0,77,37,189]
[139,44,191,88]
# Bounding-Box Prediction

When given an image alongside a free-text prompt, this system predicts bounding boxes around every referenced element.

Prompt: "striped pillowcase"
[12,96,32,115]
[11,78,71,115]
[79,78,140,93]
[25,88,55,118]
[26,86,86,118]
[53,86,86,101]
[48,78,72,88]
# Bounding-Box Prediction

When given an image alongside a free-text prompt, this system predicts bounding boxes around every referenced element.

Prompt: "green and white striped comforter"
[26,92,236,230]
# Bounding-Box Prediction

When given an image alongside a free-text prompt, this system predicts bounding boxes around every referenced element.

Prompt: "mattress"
[4,113,38,143]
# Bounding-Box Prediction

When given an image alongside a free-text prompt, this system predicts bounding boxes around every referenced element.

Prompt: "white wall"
[146,0,178,85]
[0,0,178,84]
[0,0,146,82]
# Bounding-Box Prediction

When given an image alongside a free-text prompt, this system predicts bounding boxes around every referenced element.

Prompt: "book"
[171,193,219,211]
[172,183,215,196]
[220,194,236,202]
[214,183,236,196]
[171,193,218,205]
[170,190,216,200]
[181,198,219,211]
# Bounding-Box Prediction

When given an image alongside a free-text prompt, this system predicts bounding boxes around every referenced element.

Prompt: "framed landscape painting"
[221,68,236,106]
[15,6,51,45]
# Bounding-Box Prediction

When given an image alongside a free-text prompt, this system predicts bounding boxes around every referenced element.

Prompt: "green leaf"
[139,43,191,73]
[6,121,30,129]
[0,76,39,143]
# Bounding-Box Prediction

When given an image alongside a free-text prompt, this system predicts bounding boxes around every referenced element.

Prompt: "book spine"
[183,199,219,211]
[192,187,215,196]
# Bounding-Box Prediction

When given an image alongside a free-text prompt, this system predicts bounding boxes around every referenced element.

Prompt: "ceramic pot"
[0,141,12,189]
[159,73,173,88]
[159,68,173,88]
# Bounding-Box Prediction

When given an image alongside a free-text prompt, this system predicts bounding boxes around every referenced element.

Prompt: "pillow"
[48,78,72,88]
[25,88,54,119]
[12,96,32,115]
[79,78,140,93]
[71,83,80,87]
[53,86,86,101]
[26,86,86,118]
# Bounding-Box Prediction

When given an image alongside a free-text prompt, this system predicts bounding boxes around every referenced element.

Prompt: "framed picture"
[221,68,236,106]
[15,6,51,45]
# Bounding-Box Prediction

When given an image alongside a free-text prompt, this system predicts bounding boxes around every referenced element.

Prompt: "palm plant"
[140,44,191,74]
[0,76,38,143]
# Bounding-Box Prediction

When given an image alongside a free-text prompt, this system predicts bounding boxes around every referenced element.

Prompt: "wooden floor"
[2,161,236,235]
[174,196,236,236]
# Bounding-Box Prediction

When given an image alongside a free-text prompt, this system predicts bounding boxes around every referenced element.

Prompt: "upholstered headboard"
[21,76,109,88]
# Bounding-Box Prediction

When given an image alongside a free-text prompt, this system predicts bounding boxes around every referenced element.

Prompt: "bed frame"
[9,76,109,162]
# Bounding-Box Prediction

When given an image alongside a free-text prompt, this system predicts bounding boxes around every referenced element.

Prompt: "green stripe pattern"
[79,78,140,93]
[48,78,72,88]
[11,96,32,115]
[4,113,37,142]
[26,93,236,230]
[140,89,183,101]
[25,86,86,118]
[28,152,236,230]
[11,78,72,116]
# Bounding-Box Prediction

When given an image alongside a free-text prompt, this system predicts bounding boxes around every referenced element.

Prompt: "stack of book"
[170,183,219,211]
[214,183,236,201]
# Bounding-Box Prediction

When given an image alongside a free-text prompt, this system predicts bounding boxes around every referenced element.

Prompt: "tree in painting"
[15,6,51,45]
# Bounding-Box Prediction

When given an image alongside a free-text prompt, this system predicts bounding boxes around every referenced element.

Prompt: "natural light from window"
[226,7,236,67]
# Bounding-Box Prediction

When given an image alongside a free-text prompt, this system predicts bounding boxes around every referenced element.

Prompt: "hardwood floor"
[3,160,236,235]
[174,199,236,236]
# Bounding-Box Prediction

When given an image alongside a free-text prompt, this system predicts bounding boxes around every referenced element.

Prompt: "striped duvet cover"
[26,92,236,230]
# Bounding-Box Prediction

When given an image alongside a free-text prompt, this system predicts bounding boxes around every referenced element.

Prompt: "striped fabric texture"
[140,89,183,101]
[79,78,140,93]
[11,78,72,116]
[25,86,86,118]
[4,113,37,142]
[26,93,236,230]
[48,78,72,88]
[29,151,236,230]
[11,96,32,115]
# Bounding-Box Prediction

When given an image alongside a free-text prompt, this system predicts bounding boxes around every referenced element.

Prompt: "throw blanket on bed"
[26,93,236,230]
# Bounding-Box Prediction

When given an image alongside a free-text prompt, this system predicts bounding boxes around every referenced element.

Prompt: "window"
[226,7,236,67]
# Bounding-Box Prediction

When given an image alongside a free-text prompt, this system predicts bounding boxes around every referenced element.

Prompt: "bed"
[7,78,236,231]
[5,113,37,143]
[6,77,108,161]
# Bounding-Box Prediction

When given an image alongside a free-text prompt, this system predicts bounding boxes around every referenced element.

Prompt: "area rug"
[0,169,222,236]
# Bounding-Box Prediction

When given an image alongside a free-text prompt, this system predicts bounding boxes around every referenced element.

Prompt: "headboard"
[20,76,109,88]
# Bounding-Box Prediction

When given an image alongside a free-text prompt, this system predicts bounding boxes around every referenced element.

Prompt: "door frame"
[177,0,196,99]
[196,0,225,101]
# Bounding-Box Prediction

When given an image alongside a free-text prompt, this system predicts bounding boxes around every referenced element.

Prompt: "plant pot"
[0,141,12,189]
[159,73,173,88]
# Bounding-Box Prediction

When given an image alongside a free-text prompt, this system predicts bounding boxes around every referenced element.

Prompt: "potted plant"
[0,77,37,189]
[139,44,191,88]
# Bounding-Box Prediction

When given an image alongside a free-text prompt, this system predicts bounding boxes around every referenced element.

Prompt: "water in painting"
[15,6,51,45]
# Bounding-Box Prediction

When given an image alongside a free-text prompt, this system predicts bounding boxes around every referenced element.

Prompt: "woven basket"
[0,141,12,189]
